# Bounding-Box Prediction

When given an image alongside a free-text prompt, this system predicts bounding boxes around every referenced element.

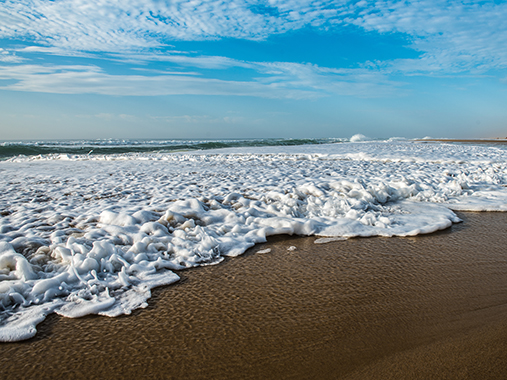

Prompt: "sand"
[1,211,507,379]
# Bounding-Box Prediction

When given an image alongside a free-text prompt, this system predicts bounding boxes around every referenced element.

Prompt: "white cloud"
[0,63,317,98]
[15,46,99,59]
[0,61,401,98]
[1,0,507,99]
[0,48,24,63]
[0,0,295,51]
[254,61,404,97]
[347,1,507,73]
[2,0,506,75]
[0,1,383,53]
[136,54,255,70]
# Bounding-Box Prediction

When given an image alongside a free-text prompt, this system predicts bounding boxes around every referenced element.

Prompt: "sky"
[0,0,506,140]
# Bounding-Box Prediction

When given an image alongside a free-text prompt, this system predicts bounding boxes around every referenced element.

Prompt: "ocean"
[0,137,354,159]
[0,136,506,341]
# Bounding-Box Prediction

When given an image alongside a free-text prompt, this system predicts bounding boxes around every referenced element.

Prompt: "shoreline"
[1,211,507,379]
[414,138,507,144]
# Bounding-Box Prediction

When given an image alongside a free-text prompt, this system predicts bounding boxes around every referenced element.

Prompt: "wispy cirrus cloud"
[0,61,401,98]
[0,63,317,98]
[255,61,403,97]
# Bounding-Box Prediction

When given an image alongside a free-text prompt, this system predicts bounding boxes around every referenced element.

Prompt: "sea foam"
[0,140,506,341]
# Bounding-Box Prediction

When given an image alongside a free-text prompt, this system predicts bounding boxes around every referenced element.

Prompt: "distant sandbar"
[415,138,507,144]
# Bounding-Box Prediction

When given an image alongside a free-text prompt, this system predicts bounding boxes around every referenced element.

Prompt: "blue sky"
[0,0,506,140]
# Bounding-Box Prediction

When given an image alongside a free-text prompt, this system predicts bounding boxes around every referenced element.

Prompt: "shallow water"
[1,211,507,379]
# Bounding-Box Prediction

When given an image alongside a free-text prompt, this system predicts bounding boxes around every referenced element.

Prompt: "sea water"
[0,137,506,341]
[0,137,349,159]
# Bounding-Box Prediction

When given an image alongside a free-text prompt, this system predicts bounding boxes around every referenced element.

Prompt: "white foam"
[1,140,506,341]
[349,134,369,142]
[314,237,348,244]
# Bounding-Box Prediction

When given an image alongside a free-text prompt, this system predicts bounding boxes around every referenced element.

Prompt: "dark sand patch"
[1,212,507,379]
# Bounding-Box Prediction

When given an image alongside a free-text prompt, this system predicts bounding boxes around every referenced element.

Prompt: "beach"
[2,0,507,376]
[1,139,507,378]
[1,211,507,379]
[415,138,507,145]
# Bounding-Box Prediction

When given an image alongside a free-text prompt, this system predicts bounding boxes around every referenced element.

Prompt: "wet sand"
[1,211,507,379]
